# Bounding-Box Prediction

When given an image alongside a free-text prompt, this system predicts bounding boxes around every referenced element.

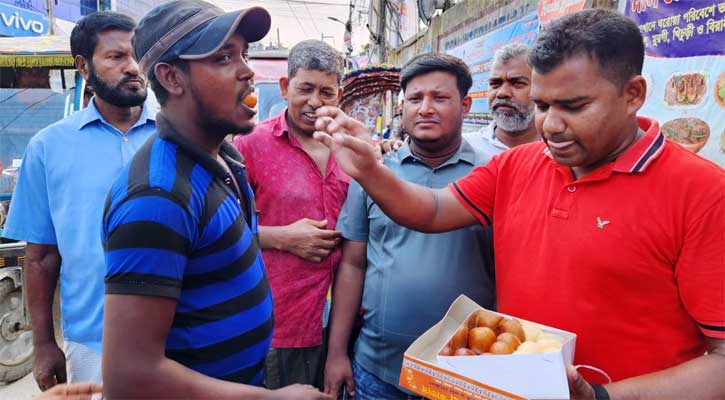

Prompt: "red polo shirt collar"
[612,117,664,173]
[543,116,664,176]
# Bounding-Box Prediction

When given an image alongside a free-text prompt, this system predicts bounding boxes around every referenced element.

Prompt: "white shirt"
[463,123,510,158]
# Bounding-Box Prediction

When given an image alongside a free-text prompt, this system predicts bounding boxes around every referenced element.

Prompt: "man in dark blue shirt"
[101,1,330,399]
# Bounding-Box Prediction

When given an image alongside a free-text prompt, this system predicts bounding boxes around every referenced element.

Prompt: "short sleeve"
[2,138,56,244]
[448,154,500,226]
[336,179,369,242]
[675,196,725,339]
[103,191,195,299]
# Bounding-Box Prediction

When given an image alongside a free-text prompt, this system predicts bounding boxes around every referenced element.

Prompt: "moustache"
[492,99,527,112]
[119,75,145,86]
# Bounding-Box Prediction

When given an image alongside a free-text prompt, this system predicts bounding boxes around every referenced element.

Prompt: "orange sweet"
[454,347,476,356]
[489,341,515,355]
[243,93,258,108]
[468,327,496,354]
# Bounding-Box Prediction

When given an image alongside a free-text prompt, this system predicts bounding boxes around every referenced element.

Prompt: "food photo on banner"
[620,0,725,166]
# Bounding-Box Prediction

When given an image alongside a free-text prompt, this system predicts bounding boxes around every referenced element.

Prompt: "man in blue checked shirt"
[2,11,155,391]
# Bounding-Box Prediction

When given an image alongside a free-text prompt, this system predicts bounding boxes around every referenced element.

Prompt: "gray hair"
[288,40,344,82]
[492,43,531,66]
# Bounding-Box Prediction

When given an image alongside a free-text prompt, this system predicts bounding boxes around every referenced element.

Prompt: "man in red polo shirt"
[233,40,347,390]
[313,9,725,400]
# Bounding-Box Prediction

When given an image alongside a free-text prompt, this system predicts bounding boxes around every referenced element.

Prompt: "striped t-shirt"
[103,113,273,385]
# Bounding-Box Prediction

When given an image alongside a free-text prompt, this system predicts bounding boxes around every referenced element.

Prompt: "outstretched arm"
[313,107,478,232]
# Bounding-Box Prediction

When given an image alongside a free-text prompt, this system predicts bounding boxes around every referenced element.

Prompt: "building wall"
[115,0,168,22]
[391,0,540,65]
[391,0,618,65]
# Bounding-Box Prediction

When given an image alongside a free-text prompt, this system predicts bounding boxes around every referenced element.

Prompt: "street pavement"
[0,372,39,399]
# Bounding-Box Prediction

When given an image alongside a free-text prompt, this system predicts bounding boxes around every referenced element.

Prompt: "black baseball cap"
[133,0,271,78]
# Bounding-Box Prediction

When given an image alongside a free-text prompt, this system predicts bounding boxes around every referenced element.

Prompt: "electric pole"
[345,0,353,56]
[46,0,54,35]
[378,0,386,62]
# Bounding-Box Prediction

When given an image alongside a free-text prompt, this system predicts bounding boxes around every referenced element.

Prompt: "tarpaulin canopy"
[0,36,73,68]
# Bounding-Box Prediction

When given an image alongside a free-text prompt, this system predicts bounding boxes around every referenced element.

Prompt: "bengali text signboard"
[623,0,725,166]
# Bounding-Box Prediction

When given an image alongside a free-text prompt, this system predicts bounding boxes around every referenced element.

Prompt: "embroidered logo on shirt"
[597,217,611,230]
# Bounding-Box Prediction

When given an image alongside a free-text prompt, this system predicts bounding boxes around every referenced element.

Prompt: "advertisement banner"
[446,12,539,125]
[0,2,47,36]
[622,0,725,166]
[537,0,587,25]
[399,0,418,43]
[0,0,89,24]
[627,0,725,57]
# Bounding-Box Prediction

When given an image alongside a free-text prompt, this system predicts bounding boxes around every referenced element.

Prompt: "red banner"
[537,0,587,24]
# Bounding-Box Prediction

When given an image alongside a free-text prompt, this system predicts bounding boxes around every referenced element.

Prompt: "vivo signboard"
[0,0,94,24]
[0,2,47,36]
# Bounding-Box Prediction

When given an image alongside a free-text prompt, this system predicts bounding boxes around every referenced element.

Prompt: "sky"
[209,0,371,53]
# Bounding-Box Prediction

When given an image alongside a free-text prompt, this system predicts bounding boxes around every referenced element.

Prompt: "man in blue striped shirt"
[101,1,330,399]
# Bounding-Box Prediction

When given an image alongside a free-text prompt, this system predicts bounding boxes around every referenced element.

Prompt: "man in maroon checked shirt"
[234,39,347,390]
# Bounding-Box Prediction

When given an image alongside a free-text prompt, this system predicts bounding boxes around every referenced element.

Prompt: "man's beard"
[491,99,534,133]
[190,81,255,141]
[87,63,147,107]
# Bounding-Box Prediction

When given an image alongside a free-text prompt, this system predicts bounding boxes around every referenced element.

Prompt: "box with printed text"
[400,295,576,400]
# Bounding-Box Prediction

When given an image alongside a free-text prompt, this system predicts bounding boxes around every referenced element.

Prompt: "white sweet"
[537,332,565,344]
[536,339,563,351]
[513,341,541,354]
[539,344,563,353]
[521,323,542,342]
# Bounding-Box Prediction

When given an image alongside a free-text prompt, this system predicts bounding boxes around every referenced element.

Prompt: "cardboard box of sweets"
[399,295,577,400]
